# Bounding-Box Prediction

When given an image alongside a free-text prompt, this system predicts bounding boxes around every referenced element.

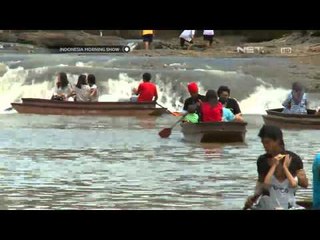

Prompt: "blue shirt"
[222,107,235,122]
[313,153,320,209]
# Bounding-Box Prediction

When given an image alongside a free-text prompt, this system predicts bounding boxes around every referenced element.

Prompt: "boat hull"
[11,98,167,116]
[262,108,320,129]
[181,122,247,143]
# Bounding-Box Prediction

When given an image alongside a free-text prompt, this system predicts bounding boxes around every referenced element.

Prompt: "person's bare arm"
[296,169,308,188]
[282,155,298,187]
[90,88,97,97]
[244,180,264,209]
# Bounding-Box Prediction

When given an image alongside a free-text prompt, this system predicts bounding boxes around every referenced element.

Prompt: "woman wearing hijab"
[282,82,308,114]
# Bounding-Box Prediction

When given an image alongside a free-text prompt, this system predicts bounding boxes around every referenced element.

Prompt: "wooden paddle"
[158,113,187,138]
[156,102,181,116]
[243,195,260,210]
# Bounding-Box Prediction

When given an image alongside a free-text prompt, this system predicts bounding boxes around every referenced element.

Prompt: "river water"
[0,54,319,209]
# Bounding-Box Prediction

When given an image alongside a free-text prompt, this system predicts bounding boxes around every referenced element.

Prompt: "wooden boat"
[11,98,167,116]
[180,121,248,143]
[262,108,320,129]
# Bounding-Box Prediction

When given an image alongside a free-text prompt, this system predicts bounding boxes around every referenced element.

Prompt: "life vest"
[201,102,223,122]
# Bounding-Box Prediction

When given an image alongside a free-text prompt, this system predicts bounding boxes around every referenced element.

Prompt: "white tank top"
[269,175,297,209]
[75,85,91,102]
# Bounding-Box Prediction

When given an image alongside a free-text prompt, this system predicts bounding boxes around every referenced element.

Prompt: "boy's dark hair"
[205,89,218,103]
[217,85,231,96]
[87,74,96,85]
[76,74,87,89]
[258,125,285,149]
[143,72,152,82]
[187,104,197,113]
[219,97,228,105]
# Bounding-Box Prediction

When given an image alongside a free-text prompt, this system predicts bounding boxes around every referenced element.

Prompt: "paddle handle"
[170,113,188,129]
[156,102,174,115]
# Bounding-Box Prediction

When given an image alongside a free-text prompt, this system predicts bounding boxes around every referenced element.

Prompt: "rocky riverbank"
[1,30,320,92]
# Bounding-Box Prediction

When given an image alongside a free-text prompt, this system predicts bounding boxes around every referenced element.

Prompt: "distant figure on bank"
[182,104,199,123]
[282,82,308,114]
[203,30,214,47]
[219,97,244,122]
[179,30,195,50]
[217,85,241,116]
[74,74,91,102]
[132,72,158,102]
[183,82,206,116]
[142,30,154,50]
[200,90,223,122]
[313,153,320,209]
[51,72,74,101]
[87,74,99,102]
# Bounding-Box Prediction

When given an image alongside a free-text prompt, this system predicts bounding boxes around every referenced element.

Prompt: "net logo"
[237,46,293,54]
[237,46,264,54]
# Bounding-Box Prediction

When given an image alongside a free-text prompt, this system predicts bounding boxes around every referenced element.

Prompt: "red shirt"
[137,82,158,102]
[201,102,223,122]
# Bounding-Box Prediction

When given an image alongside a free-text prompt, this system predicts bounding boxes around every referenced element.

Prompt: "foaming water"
[0,114,317,209]
[2,54,319,114]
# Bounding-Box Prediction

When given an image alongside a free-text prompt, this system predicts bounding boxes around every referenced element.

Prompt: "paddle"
[158,113,187,138]
[156,102,182,116]
[243,195,260,210]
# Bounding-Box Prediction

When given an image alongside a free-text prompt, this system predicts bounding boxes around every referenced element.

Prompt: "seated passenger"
[132,72,158,102]
[182,104,199,123]
[74,74,91,102]
[219,97,244,122]
[87,74,99,102]
[282,82,308,114]
[51,72,74,101]
[217,85,241,116]
[200,90,223,122]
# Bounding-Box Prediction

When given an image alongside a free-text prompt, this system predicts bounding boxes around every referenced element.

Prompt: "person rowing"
[182,82,205,117]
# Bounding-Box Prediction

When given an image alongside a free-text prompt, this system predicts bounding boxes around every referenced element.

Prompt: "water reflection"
[0,114,317,209]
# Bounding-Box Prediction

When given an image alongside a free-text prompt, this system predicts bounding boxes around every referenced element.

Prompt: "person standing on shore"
[142,30,154,50]
[203,30,214,47]
[179,30,195,50]
[313,152,320,209]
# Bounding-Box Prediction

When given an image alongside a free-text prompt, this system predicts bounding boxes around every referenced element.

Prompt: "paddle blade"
[172,112,183,117]
[158,128,172,138]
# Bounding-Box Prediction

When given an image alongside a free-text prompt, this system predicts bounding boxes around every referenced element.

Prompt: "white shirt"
[180,30,195,42]
[75,85,91,102]
[269,175,297,209]
[52,83,73,100]
[203,30,214,36]
[89,84,99,102]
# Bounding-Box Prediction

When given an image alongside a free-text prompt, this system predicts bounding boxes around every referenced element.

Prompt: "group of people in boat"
[181,82,244,123]
[51,72,99,102]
